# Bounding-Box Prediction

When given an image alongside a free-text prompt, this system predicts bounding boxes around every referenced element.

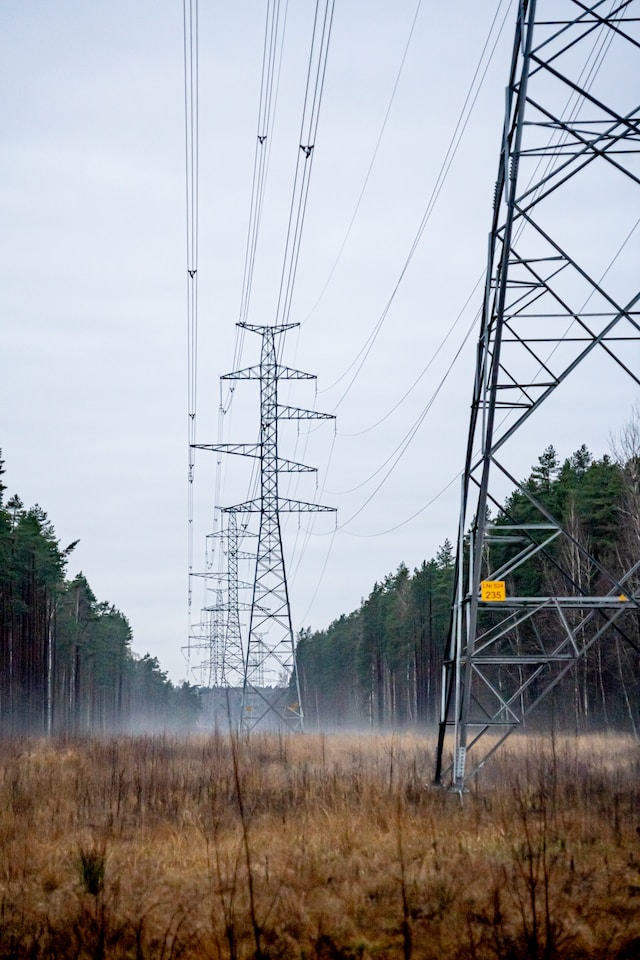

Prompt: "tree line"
[296,441,640,733]
[0,452,199,735]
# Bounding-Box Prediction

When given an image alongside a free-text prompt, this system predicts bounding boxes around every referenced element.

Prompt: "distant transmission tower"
[186,575,225,687]
[435,0,640,789]
[187,513,253,697]
[220,511,253,687]
[196,321,335,731]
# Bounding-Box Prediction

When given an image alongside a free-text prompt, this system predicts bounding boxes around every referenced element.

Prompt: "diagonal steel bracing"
[435,0,640,789]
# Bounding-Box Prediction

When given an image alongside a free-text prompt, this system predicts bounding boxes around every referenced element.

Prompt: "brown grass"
[0,730,637,959]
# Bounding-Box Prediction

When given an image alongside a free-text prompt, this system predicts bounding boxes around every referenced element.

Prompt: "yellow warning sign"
[481,580,506,602]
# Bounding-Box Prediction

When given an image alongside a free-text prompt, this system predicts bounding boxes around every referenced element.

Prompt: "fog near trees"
[0,452,199,735]
[3,428,640,738]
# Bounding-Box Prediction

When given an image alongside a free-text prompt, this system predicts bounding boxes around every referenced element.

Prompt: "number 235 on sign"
[481,580,506,602]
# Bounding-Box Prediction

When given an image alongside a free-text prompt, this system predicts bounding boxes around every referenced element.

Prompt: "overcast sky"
[2,1,636,683]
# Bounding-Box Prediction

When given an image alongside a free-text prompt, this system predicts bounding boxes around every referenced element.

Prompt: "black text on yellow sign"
[481,580,506,602]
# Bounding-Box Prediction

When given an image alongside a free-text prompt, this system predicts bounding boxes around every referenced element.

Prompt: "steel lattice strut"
[435,0,640,789]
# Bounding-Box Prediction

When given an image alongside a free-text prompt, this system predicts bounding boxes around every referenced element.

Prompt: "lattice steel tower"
[435,0,640,789]
[197,321,335,731]
[204,513,255,690]
[186,574,225,688]
[220,510,252,687]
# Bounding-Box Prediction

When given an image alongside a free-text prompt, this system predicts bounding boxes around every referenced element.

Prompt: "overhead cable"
[341,276,484,438]
[218,0,290,541]
[226,0,290,408]
[302,0,424,324]
[326,0,621,528]
[319,0,513,405]
[327,310,478,498]
[275,0,336,347]
[183,0,199,626]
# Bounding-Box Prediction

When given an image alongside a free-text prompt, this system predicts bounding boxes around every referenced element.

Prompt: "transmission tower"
[185,577,225,688]
[196,321,335,731]
[221,511,254,686]
[206,513,256,688]
[435,0,640,789]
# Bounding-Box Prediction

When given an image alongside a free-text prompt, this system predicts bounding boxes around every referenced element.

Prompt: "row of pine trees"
[5,439,638,737]
[296,443,640,734]
[0,453,199,736]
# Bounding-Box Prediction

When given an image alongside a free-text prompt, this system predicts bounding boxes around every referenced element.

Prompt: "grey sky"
[2,1,635,682]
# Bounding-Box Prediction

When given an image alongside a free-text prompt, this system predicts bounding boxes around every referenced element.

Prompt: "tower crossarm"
[240,321,298,335]
[195,443,316,473]
[194,442,260,456]
[476,595,639,610]
[221,366,262,380]
[277,498,336,513]
[278,405,335,420]
[208,525,257,549]
[201,578,254,591]
[274,366,316,381]
[203,601,266,613]
[221,366,316,381]
[277,459,317,473]
[224,497,335,513]
[190,571,230,580]
[224,499,261,514]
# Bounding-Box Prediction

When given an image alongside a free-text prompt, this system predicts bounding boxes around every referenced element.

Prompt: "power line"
[308,0,621,530]
[318,0,513,404]
[347,471,462,539]
[286,0,629,634]
[342,210,640,539]
[223,0,291,420]
[340,278,484,439]
[329,314,477,525]
[280,3,512,603]
[275,0,336,341]
[237,0,289,334]
[211,0,291,617]
[302,0,424,325]
[183,0,199,642]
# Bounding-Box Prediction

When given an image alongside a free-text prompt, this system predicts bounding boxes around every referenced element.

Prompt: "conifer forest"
[3,440,640,738]
[0,452,199,736]
[296,442,640,735]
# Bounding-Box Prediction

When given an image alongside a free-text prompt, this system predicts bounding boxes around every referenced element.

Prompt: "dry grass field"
[0,730,638,959]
